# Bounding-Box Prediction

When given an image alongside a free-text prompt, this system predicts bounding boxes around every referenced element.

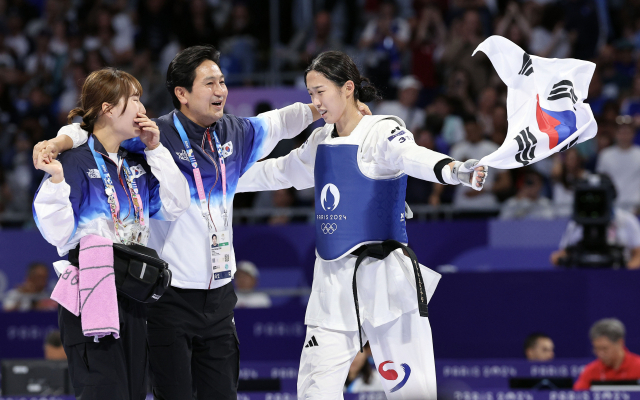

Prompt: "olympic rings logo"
[321,223,337,234]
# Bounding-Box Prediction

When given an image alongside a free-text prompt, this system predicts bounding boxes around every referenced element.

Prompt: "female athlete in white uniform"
[238,51,487,400]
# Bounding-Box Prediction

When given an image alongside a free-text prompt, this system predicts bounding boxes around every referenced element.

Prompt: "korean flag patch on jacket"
[221,141,233,158]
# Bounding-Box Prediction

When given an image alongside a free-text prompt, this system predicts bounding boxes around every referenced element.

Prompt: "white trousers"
[297,308,437,400]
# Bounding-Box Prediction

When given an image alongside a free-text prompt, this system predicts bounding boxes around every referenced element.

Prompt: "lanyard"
[88,135,144,243]
[173,114,228,228]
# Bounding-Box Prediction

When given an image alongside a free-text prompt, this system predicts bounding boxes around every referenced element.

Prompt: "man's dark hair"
[166,45,221,109]
[523,333,550,355]
[45,330,62,347]
[28,262,47,274]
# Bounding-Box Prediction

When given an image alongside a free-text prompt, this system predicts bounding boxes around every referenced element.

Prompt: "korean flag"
[474,36,598,169]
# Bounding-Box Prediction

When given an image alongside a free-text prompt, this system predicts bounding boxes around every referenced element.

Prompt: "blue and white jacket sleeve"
[33,167,83,249]
[240,102,313,175]
[237,127,325,193]
[144,144,190,221]
[57,123,144,152]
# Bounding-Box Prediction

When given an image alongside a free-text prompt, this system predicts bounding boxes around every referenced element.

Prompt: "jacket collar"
[173,109,217,142]
[88,134,127,161]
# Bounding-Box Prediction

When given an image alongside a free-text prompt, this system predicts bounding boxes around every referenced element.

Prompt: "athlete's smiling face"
[177,60,227,127]
[306,70,353,125]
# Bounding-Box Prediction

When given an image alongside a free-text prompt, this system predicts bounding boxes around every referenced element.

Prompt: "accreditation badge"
[128,224,149,245]
[210,230,231,280]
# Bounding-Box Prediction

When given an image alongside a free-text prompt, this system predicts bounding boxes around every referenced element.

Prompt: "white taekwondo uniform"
[238,115,456,400]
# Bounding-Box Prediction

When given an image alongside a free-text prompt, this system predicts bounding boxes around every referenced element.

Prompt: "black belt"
[351,240,429,352]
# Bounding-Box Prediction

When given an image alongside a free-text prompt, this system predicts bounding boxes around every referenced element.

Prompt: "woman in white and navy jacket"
[33,68,190,400]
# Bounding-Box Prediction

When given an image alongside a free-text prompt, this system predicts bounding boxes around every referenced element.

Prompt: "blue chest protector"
[314,143,408,261]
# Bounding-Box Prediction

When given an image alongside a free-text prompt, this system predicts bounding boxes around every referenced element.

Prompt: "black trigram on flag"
[547,80,578,107]
[519,53,533,76]
[304,336,319,348]
[514,127,537,166]
[559,136,579,152]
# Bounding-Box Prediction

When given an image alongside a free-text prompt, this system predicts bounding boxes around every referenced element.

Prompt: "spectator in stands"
[5,13,29,62]
[359,0,410,96]
[234,261,271,308]
[444,117,498,210]
[2,262,56,312]
[596,121,640,212]
[445,69,476,117]
[476,87,498,137]
[44,330,66,361]
[285,11,342,69]
[528,3,570,59]
[136,0,172,56]
[174,0,217,49]
[219,2,258,85]
[586,72,608,118]
[440,9,490,95]
[574,318,640,390]
[550,149,588,217]
[2,131,35,222]
[344,343,383,393]
[24,28,56,81]
[524,333,555,362]
[494,2,531,51]
[620,74,640,117]
[267,188,297,225]
[564,0,600,60]
[500,169,554,220]
[597,46,623,102]
[375,75,425,132]
[426,95,465,147]
[491,105,508,146]
[410,4,446,96]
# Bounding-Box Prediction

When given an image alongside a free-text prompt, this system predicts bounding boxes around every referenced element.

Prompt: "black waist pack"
[69,243,172,303]
[112,243,172,303]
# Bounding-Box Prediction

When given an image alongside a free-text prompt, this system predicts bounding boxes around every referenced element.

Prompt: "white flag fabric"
[473,35,597,169]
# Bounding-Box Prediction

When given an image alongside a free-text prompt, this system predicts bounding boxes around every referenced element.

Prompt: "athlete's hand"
[35,152,64,183]
[33,140,60,168]
[357,101,372,116]
[451,159,488,191]
[136,113,160,150]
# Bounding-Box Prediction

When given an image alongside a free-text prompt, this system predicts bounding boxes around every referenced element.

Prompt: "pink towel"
[78,235,119,340]
[51,264,80,316]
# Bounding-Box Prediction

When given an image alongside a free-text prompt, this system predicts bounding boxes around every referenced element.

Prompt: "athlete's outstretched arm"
[374,120,486,189]
[237,127,326,193]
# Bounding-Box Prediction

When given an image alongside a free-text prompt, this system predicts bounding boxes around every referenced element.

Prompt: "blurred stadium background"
[1,0,640,398]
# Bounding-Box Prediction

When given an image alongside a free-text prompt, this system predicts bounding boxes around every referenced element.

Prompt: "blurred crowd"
[2,0,640,227]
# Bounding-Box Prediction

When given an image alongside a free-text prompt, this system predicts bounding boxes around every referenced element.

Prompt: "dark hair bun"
[357,77,381,103]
